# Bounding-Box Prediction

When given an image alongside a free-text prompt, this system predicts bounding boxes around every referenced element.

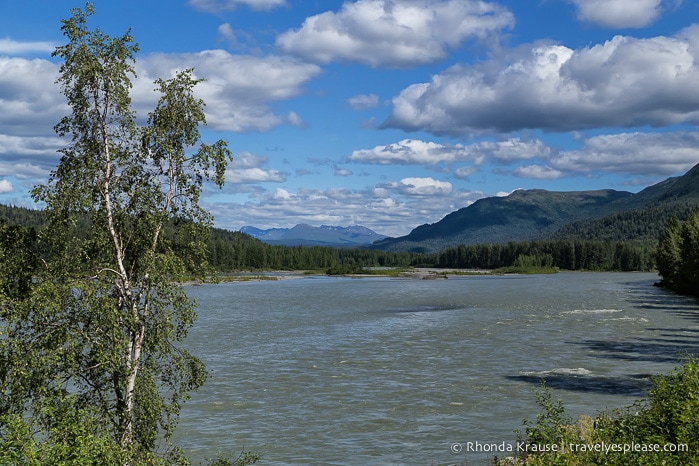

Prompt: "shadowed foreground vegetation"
[507,356,699,465]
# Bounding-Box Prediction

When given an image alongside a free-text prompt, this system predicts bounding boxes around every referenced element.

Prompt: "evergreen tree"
[656,211,699,296]
[656,217,683,287]
[677,212,699,294]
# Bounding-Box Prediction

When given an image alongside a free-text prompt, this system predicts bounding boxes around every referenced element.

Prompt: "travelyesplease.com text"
[450,441,689,455]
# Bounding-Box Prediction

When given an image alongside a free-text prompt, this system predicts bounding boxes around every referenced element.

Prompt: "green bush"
[0,395,126,466]
[515,356,699,465]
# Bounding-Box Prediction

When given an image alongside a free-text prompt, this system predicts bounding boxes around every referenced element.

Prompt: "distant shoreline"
[180,268,499,285]
[179,266,647,286]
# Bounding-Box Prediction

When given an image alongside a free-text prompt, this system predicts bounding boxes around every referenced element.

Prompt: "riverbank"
[181,267,488,284]
[220,267,492,280]
[180,265,570,285]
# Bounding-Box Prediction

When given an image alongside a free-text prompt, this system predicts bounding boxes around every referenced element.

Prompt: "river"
[173,272,699,465]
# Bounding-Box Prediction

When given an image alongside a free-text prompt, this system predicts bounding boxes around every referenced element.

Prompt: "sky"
[2,0,699,237]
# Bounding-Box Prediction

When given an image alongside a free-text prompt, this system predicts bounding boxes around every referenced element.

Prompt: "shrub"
[515,356,699,465]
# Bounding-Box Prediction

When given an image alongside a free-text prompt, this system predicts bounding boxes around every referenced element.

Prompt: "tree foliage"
[553,201,699,242]
[208,229,427,271]
[656,211,699,296]
[1,4,234,463]
[437,239,655,272]
[517,357,699,465]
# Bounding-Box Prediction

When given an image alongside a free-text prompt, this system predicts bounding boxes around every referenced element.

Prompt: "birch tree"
[1,3,233,463]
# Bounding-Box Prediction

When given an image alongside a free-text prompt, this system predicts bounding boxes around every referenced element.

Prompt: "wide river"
[174,272,699,465]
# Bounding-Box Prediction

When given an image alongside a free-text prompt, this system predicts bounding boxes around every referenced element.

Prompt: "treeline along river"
[174,272,699,465]
[208,229,657,272]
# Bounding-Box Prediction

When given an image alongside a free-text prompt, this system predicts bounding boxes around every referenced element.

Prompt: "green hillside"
[0,204,45,228]
[553,201,698,242]
[373,189,632,253]
[374,163,699,253]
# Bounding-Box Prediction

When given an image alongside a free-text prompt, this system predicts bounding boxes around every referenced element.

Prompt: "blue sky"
[2,0,699,236]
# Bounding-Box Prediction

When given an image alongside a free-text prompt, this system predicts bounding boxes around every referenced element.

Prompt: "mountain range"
[3,163,699,255]
[372,162,699,253]
[240,224,386,247]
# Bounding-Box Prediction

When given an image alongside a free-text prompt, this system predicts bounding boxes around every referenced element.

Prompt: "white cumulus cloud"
[0,38,56,55]
[0,50,320,188]
[347,93,379,110]
[384,28,699,136]
[0,179,13,193]
[513,165,564,180]
[568,0,663,28]
[350,139,482,165]
[225,151,286,183]
[393,177,453,196]
[134,51,321,132]
[0,57,64,137]
[276,0,514,67]
[550,131,699,176]
[349,138,551,179]
[226,167,286,184]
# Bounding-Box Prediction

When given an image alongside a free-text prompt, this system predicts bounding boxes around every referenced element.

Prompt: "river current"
[174,272,699,465]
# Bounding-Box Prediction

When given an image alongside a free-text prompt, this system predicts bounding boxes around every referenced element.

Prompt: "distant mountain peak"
[240,224,386,247]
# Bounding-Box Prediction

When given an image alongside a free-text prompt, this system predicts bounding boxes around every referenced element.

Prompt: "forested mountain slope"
[374,163,699,253]
[372,189,632,253]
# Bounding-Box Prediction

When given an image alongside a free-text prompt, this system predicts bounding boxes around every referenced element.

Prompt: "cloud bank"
[277,0,514,67]
[0,47,321,188]
[384,27,699,135]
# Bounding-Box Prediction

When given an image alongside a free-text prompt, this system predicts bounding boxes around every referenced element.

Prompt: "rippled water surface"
[174,272,699,465]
